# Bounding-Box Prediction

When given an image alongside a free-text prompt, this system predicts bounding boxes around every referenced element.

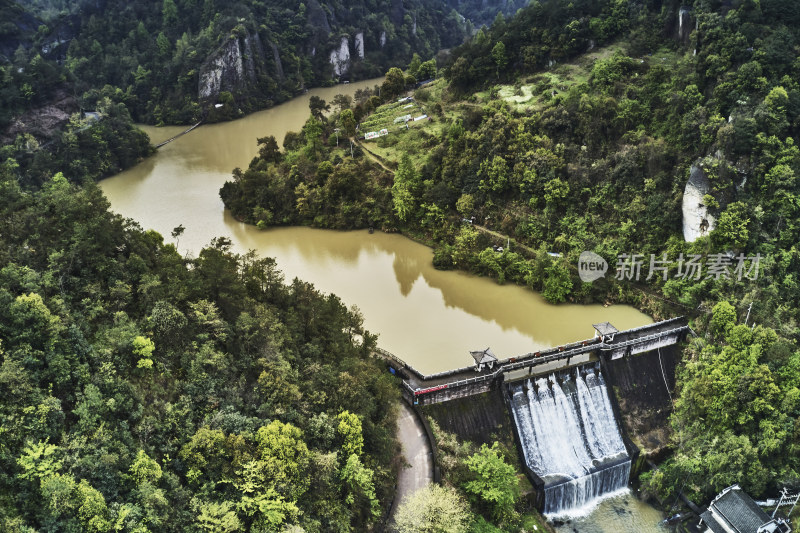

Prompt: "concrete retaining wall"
[421,388,510,445]
[602,343,682,462]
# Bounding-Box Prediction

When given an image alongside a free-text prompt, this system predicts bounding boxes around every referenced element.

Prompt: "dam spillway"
[508,368,631,515]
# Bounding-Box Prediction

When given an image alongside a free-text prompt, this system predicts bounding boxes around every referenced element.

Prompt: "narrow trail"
[473,224,536,256]
[353,138,394,173]
[389,401,433,526]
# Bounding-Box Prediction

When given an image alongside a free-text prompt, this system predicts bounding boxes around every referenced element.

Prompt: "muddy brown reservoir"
[100,77,652,375]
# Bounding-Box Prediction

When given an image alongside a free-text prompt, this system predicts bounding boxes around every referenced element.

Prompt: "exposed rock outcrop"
[682,163,716,242]
[1,90,78,144]
[242,33,258,82]
[199,37,245,100]
[676,6,692,43]
[198,27,266,103]
[354,32,365,59]
[329,36,350,76]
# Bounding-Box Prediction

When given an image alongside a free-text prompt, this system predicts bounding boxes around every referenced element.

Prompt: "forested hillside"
[0,0,483,187]
[2,0,800,529]
[220,0,800,507]
[2,0,470,128]
[0,170,401,530]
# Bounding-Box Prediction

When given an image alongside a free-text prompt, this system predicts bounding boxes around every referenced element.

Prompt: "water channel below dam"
[100,77,668,531]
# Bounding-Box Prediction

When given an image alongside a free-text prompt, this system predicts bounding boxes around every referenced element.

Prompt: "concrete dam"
[379,317,690,514]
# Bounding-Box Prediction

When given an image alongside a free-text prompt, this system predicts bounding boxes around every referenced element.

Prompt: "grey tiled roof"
[707,486,773,533]
[701,510,727,533]
[592,321,618,335]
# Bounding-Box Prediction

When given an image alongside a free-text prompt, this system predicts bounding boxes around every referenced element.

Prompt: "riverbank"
[101,75,652,375]
[98,79,671,532]
[217,73,690,326]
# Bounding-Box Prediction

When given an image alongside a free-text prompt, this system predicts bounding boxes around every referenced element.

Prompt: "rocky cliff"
[329,36,351,77]
[198,26,268,104]
[354,32,365,59]
[682,163,716,242]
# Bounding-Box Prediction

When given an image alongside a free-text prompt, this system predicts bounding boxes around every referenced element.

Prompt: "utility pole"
[771,487,800,519]
[773,488,787,519]
[788,490,800,519]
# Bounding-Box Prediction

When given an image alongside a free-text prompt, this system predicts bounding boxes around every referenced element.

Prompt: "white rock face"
[682,164,716,242]
[199,38,244,99]
[678,7,691,41]
[269,40,284,80]
[380,30,386,47]
[329,36,350,76]
[355,32,365,59]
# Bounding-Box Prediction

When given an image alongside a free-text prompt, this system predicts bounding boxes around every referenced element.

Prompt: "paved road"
[390,401,434,522]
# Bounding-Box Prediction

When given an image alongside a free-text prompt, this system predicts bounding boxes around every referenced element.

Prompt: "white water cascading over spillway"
[509,368,631,515]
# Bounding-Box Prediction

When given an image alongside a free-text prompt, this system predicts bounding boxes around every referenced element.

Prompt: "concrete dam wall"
[602,343,680,458]
[421,390,510,445]
[381,317,689,514]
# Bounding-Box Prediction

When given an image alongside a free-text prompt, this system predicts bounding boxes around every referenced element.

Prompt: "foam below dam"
[508,368,631,515]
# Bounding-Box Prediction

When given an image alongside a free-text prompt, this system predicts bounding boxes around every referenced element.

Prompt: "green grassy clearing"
[356,41,686,167]
[358,79,457,168]
[471,40,687,113]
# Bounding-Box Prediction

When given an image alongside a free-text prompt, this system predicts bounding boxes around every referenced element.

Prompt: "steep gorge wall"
[198,28,271,103]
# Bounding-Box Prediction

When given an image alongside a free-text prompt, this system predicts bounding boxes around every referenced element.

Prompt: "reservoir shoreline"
[100,76,652,376]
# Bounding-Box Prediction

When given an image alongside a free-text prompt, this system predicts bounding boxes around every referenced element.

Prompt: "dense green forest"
[1,0,471,128]
[0,170,402,530]
[2,0,800,529]
[220,0,800,509]
[0,0,497,186]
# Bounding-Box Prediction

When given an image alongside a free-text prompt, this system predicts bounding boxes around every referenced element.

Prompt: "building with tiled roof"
[700,485,792,533]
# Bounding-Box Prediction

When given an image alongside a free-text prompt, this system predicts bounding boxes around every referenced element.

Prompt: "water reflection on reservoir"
[101,77,651,374]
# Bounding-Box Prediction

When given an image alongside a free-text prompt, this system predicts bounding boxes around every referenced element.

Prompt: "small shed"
[593,322,618,342]
[700,485,792,533]
[470,348,498,372]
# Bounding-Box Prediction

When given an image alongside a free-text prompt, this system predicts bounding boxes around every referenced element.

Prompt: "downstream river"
[553,491,669,533]
[100,77,665,531]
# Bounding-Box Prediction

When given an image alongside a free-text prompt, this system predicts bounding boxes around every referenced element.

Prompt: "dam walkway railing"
[375,317,689,404]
